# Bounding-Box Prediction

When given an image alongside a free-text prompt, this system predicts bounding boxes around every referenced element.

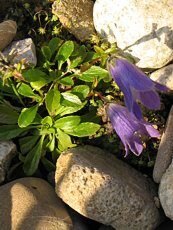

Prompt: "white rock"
[93,0,173,69]
[150,64,173,91]
[3,38,37,66]
[0,141,16,183]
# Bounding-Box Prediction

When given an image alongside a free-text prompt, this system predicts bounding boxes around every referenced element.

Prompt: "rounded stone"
[0,177,73,229]
[52,0,95,41]
[55,145,163,230]
[159,162,173,220]
[0,20,17,51]
[0,141,16,184]
[153,106,173,183]
[93,0,173,69]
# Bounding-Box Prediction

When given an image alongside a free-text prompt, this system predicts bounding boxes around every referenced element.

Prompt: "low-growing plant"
[0,38,115,175]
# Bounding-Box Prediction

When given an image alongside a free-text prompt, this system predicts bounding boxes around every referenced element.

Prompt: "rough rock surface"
[159,161,173,220]
[153,106,173,183]
[0,141,16,183]
[52,0,95,41]
[0,20,17,51]
[150,64,173,91]
[55,145,162,230]
[0,177,73,230]
[3,38,37,66]
[93,0,173,69]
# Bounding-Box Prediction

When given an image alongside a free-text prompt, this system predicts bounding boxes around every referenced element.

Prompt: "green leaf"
[61,92,82,105]
[0,125,27,140]
[54,116,81,131]
[19,135,40,154]
[18,105,38,128]
[94,45,105,54]
[56,129,75,151]
[81,110,100,123]
[83,52,100,63]
[41,116,53,127]
[17,83,41,101]
[23,136,44,176]
[70,45,87,68]
[48,37,62,56]
[41,157,55,172]
[18,83,35,97]
[79,66,109,82]
[71,85,90,99]
[0,103,19,124]
[46,134,55,152]
[41,46,52,61]
[45,88,61,116]
[60,76,74,86]
[32,113,42,124]
[67,122,100,137]
[23,69,50,90]
[57,103,85,117]
[57,41,74,69]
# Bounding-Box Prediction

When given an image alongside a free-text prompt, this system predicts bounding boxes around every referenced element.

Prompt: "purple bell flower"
[107,58,169,119]
[107,103,160,157]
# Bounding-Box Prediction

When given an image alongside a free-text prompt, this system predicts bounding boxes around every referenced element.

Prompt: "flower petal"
[154,81,170,92]
[115,59,154,91]
[107,103,160,157]
[107,57,167,115]
[143,123,160,138]
[139,90,160,110]
[115,75,134,112]
[128,136,143,156]
[132,101,143,120]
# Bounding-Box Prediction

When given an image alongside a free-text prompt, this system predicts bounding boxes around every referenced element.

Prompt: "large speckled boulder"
[159,161,173,220]
[93,0,173,69]
[150,64,173,91]
[153,106,173,183]
[0,141,16,184]
[0,20,17,51]
[55,145,163,230]
[0,177,73,229]
[52,0,95,41]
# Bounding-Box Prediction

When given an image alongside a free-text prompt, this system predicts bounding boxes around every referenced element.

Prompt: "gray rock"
[0,141,16,183]
[0,177,73,229]
[150,64,173,91]
[153,106,173,183]
[159,161,173,220]
[93,0,173,69]
[55,145,163,230]
[3,38,37,66]
[52,0,95,41]
[0,20,17,51]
